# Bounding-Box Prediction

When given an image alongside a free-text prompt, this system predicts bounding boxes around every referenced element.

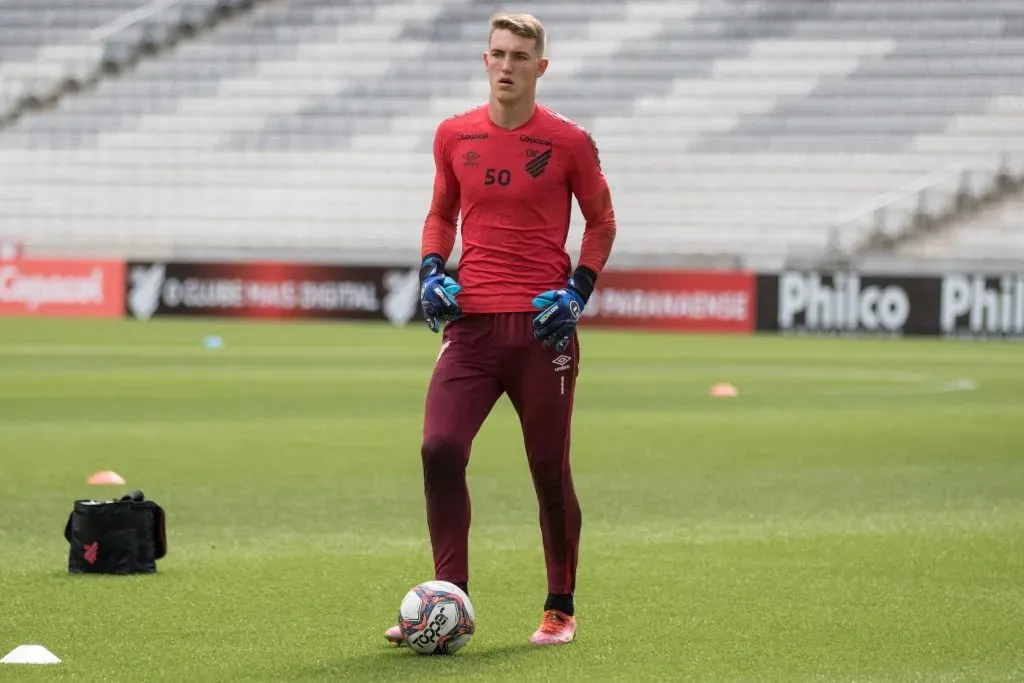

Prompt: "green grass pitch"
[0,318,1022,682]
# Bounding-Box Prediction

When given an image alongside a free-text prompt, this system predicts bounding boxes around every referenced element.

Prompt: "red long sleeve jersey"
[421,104,617,314]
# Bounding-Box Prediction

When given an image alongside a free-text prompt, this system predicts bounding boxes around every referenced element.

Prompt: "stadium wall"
[1,256,1022,341]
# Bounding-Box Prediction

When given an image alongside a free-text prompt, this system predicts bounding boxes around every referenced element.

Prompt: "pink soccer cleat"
[529,609,576,646]
[384,625,405,647]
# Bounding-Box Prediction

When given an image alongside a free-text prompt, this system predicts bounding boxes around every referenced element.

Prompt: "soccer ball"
[397,580,476,655]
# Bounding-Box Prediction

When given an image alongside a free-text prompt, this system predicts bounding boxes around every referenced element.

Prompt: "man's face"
[484,29,548,103]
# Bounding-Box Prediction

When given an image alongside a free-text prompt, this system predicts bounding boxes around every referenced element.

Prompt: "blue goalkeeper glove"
[419,254,462,333]
[531,268,596,351]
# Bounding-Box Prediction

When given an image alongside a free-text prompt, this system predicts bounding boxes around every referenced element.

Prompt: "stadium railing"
[0,0,265,127]
[825,150,1024,256]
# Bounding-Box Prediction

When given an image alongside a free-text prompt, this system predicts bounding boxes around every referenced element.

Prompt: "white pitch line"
[770,379,979,397]
[935,379,978,393]
[597,364,932,383]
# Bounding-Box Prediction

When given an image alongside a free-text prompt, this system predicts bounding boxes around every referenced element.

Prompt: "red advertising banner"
[581,269,756,332]
[0,259,125,318]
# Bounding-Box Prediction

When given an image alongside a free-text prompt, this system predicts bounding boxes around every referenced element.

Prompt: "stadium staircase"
[890,188,1024,262]
[0,0,269,123]
[0,0,1022,270]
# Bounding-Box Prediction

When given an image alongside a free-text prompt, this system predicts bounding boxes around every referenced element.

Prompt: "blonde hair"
[489,12,546,57]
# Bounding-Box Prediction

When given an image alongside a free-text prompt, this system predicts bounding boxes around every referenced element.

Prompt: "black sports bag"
[63,490,167,574]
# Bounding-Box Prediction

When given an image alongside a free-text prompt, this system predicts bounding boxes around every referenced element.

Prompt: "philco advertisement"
[757,270,1024,339]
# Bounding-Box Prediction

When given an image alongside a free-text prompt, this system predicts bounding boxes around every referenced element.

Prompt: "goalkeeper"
[386,12,617,648]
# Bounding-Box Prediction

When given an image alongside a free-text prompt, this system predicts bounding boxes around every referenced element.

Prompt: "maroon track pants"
[421,311,581,595]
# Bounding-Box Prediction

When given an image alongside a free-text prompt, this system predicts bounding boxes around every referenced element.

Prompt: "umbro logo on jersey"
[525,148,552,178]
[463,150,479,167]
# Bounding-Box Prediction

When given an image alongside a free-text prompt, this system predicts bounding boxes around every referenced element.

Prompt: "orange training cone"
[88,470,126,485]
[709,383,738,398]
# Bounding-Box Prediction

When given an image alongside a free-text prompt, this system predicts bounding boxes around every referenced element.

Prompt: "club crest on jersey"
[525,148,552,178]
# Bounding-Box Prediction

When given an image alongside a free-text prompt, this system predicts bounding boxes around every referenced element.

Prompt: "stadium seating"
[0,0,1022,267]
